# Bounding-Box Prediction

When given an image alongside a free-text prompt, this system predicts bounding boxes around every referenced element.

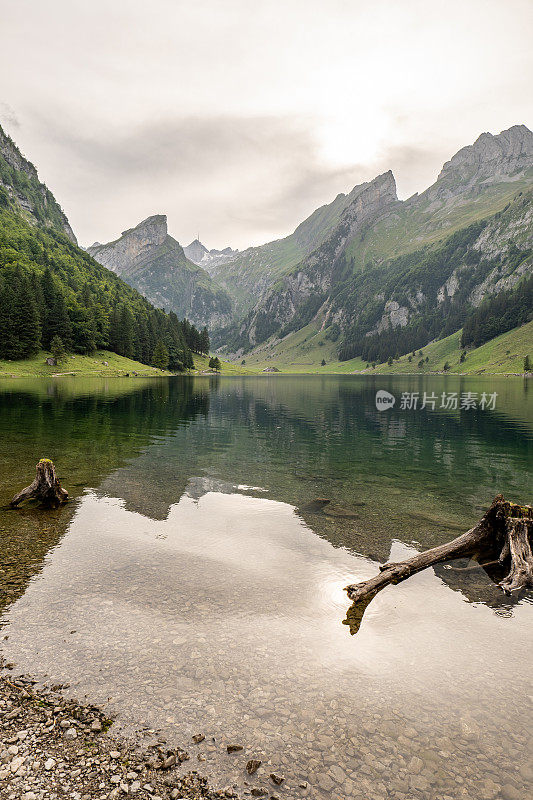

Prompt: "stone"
[162,754,176,769]
[270,773,284,785]
[192,733,205,744]
[501,784,521,800]
[246,759,262,774]
[10,756,25,773]
[227,744,243,753]
[64,727,77,739]
[91,720,103,732]
[317,773,335,792]
[44,758,56,771]
[329,764,345,782]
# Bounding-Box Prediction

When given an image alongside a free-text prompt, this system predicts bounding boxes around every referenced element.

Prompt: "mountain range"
[217,124,533,360]
[3,121,532,368]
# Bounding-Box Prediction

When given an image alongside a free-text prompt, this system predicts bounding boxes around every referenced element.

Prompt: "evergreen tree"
[199,326,210,355]
[119,304,135,358]
[40,268,72,349]
[524,355,531,372]
[152,340,169,370]
[50,335,66,362]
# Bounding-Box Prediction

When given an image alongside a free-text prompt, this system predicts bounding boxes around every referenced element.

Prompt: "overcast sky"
[1,0,532,249]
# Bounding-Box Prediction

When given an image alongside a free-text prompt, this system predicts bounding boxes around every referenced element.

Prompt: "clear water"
[0,375,531,799]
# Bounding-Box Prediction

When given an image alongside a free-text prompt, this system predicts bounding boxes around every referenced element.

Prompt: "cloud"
[0,103,20,129]
[28,112,383,247]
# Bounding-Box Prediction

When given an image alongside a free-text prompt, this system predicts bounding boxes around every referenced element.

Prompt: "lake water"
[0,375,531,799]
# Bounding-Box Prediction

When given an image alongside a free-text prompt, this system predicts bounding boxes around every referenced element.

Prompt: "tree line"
[461,274,532,348]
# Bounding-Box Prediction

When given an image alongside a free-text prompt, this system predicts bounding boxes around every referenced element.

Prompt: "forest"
[0,206,209,370]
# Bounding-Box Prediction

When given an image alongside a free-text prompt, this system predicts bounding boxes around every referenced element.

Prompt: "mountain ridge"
[216,124,533,360]
[0,124,77,243]
[87,215,234,328]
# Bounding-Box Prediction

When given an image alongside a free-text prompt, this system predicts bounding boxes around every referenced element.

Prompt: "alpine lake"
[0,374,531,800]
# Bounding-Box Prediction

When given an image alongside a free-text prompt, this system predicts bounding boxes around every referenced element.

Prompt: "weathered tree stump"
[10,459,68,509]
[344,495,532,633]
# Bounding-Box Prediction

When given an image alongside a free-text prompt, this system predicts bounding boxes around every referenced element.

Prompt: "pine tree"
[152,340,169,370]
[40,269,72,349]
[1,270,41,358]
[119,305,135,358]
[525,355,531,372]
[199,326,210,355]
[15,275,41,357]
[50,335,66,362]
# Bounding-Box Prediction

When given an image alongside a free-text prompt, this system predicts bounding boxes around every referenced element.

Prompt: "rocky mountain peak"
[120,214,168,247]
[183,238,209,263]
[341,170,398,228]
[434,124,533,195]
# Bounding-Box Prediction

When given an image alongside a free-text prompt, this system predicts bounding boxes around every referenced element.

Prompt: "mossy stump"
[10,459,68,509]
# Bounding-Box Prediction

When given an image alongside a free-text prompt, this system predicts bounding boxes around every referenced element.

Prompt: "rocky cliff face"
[235,171,398,347]
[88,216,233,329]
[422,124,533,205]
[219,125,533,356]
[0,125,77,243]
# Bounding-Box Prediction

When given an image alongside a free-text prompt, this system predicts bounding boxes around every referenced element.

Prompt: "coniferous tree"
[152,340,169,370]
[199,326,210,355]
[50,335,66,362]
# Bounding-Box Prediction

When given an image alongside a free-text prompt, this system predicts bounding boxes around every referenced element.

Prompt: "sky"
[1,0,532,249]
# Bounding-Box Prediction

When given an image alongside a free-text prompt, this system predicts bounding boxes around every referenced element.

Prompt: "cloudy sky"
[1,0,532,249]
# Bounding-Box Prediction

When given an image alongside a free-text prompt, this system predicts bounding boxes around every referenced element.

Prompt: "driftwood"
[10,459,68,509]
[344,495,532,633]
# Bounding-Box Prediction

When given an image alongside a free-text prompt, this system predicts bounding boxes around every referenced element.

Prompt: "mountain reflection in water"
[0,375,531,798]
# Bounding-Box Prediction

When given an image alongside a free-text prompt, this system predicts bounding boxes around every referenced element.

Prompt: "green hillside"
[0,349,174,378]
[369,320,533,375]
[238,320,533,375]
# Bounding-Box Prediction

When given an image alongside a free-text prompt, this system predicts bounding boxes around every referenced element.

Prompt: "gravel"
[0,671,242,800]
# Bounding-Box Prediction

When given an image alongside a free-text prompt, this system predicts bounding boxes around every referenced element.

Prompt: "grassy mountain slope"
[345,171,533,271]
[208,187,356,315]
[239,320,533,375]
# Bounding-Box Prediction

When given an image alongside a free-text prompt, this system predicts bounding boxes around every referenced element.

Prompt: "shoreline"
[0,664,235,800]
[0,370,529,379]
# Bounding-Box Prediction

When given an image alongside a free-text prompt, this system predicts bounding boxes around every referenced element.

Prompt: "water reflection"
[0,375,531,799]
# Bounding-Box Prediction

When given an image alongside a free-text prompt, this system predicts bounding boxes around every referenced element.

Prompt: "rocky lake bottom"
[0,375,531,799]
